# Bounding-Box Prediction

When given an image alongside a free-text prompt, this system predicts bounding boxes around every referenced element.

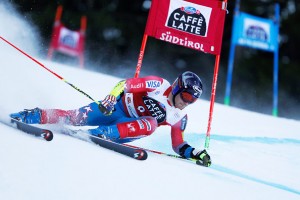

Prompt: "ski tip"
[134,149,148,160]
[43,130,54,141]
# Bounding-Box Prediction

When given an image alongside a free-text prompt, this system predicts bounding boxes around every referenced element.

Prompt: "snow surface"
[1,2,300,200]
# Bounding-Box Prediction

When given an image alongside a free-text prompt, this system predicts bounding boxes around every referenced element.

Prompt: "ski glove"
[192,149,211,167]
[99,95,117,116]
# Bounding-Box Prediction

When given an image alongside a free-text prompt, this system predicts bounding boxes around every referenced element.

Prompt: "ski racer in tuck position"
[10,71,211,166]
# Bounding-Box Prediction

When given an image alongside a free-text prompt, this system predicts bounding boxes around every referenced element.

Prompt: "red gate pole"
[79,16,87,68]
[47,5,63,60]
[204,0,227,150]
[134,34,148,78]
[205,54,221,150]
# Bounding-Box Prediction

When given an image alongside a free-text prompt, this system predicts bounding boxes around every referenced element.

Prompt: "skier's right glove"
[99,95,116,116]
[191,149,211,167]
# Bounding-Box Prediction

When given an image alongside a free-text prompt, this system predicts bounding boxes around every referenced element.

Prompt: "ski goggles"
[180,91,198,104]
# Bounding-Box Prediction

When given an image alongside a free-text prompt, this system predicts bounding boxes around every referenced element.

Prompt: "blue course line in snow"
[211,164,300,195]
[197,134,300,144]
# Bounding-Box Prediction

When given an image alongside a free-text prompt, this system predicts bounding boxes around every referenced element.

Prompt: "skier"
[10,71,211,166]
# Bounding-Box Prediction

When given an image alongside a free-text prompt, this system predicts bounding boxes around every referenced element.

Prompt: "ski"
[63,129,147,160]
[89,134,148,160]
[10,118,53,141]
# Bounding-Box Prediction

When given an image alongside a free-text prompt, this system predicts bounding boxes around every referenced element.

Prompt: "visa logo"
[146,80,161,88]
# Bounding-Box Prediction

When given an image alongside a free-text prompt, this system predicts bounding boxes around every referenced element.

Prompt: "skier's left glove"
[99,95,117,116]
[99,80,125,116]
[191,149,211,167]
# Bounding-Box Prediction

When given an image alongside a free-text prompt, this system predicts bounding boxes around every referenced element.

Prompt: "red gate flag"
[48,6,86,68]
[49,25,85,57]
[135,0,228,149]
[145,0,227,55]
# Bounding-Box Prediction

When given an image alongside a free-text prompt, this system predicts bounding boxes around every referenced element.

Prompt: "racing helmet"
[171,71,203,104]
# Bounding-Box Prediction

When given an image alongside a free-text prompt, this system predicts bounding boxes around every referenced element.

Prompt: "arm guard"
[109,80,125,98]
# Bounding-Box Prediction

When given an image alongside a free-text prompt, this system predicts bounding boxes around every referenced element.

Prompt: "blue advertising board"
[232,12,278,52]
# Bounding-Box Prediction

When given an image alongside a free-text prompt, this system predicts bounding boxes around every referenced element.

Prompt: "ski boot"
[88,125,120,141]
[10,107,42,124]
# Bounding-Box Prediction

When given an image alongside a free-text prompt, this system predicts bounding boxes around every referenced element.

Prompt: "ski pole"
[124,143,204,166]
[0,36,100,106]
